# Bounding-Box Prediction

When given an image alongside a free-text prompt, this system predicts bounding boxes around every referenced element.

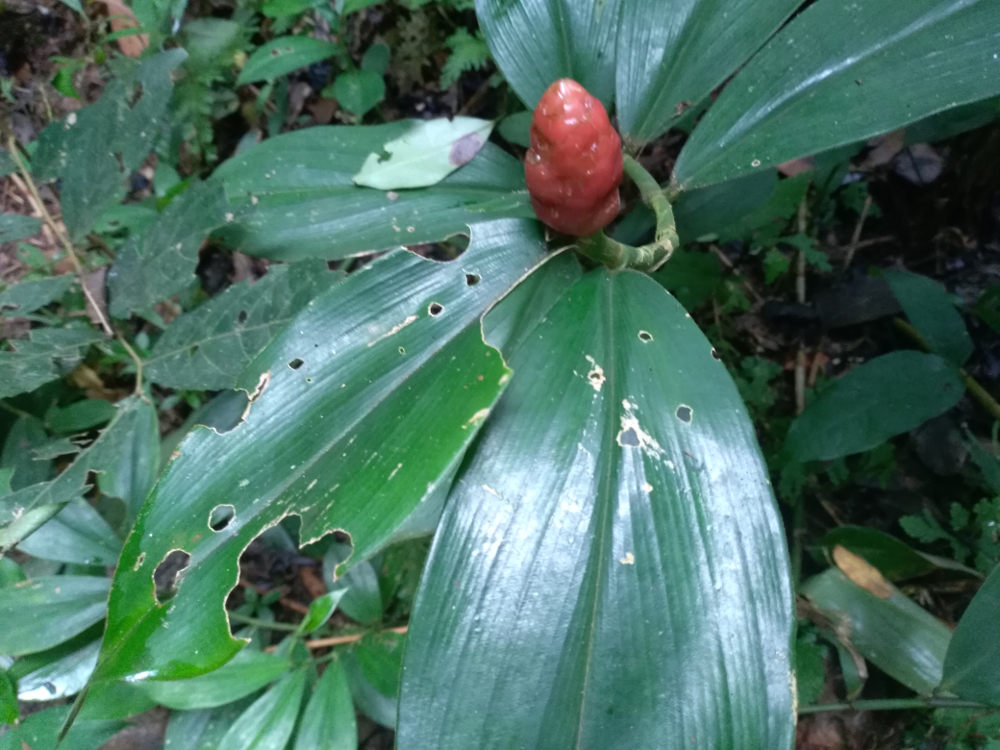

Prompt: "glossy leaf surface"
[615,0,799,141]
[785,351,964,462]
[137,649,290,709]
[0,576,109,656]
[940,564,1000,703]
[215,123,531,260]
[801,567,951,695]
[400,270,794,748]
[17,500,121,565]
[674,0,1000,187]
[474,0,620,109]
[16,639,100,701]
[93,220,545,683]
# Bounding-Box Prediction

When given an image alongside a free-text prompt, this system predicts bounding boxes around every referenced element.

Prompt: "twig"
[799,697,992,715]
[301,625,408,651]
[842,193,873,270]
[6,135,146,396]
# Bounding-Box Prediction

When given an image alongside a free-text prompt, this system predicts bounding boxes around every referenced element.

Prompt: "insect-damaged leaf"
[92,219,546,683]
[399,270,795,748]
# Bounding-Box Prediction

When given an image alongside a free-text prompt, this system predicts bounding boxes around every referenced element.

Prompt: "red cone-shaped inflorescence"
[524,78,623,237]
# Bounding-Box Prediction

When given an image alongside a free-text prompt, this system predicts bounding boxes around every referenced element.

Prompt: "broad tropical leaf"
[92,220,546,683]
[399,269,795,748]
[674,0,1000,187]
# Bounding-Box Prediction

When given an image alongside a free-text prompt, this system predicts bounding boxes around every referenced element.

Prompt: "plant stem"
[799,697,993,714]
[893,318,1000,421]
[6,135,147,397]
[228,611,301,632]
[301,625,408,651]
[574,156,679,272]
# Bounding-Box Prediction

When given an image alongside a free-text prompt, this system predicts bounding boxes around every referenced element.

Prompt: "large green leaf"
[785,351,965,462]
[615,1,800,141]
[92,220,545,683]
[940,564,1000,704]
[16,500,121,565]
[0,275,74,315]
[0,576,109,657]
[145,261,341,390]
[674,0,1000,188]
[474,0,620,109]
[214,123,531,261]
[801,567,952,695]
[216,669,307,750]
[399,270,794,748]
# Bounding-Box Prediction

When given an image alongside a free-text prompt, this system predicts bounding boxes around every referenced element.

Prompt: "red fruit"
[524,79,623,237]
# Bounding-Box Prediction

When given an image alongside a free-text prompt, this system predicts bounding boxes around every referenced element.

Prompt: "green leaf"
[93,221,545,683]
[0,669,17,724]
[360,42,390,75]
[46,398,117,433]
[324,542,383,624]
[0,396,158,547]
[353,117,494,190]
[0,576,109,656]
[940,564,1000,703]
[32,50,186,239]
[137,649,291,710]
[794,638,826,708]
[785,351,965,462]
[163,699,255,750]
[296,590,347,635]
[615,0,800,142]
[17,500,121,566]
[763,247,790,284]
[238,36,338,85]
[497,111,531,148]
[352,632,403,698]
[16,639,100,702]
[216,669,307,750]
[261,0,317,18]
[886,269,973,367]
[801,567,951,695]
[0,327,104,400]
[2,416,51,490]
[474,0,619,108]
[107,181,228,318]
[441,28,490,89]
[56,0,83,12]
[675,1,1000,188]
[324,70,385,117]
[399,270,794,748]
[215,123,531,260]
[145,261,342,390]
[0,705,122,750]
[294,659,356,750]
[650,249,723,310]
[0,214,42,243]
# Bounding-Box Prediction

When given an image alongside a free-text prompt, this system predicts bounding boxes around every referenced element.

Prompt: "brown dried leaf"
[832,545,893,599]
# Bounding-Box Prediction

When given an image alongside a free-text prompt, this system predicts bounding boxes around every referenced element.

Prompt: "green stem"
[799,697,993,714]
[229,611,301,632]
[574,156,679,273]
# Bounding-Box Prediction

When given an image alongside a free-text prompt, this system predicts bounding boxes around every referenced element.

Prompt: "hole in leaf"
[465,273,481,287]
[619,427,640,446]
[398,346,406,355]
[237,310,248,324]
[638,330,653,343]
[711,348,721,361]
[428,302,444,317]
[288,358,304,370]
[133,552,146,571]
[675,405,693,424]
[153,550,191,605]
[209,504,236,531]
[126,82,144,109]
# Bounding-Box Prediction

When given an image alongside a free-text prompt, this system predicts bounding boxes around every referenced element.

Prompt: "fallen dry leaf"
[833,545,893,599]
[101,0,149,58]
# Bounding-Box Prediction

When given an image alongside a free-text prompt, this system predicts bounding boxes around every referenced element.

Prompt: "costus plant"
[1,1,999,748]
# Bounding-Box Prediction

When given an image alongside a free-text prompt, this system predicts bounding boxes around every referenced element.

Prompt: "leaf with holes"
[91,219,546,684]
[145,261,342,390]
[399,269,794,748]
[214,123,531,261]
